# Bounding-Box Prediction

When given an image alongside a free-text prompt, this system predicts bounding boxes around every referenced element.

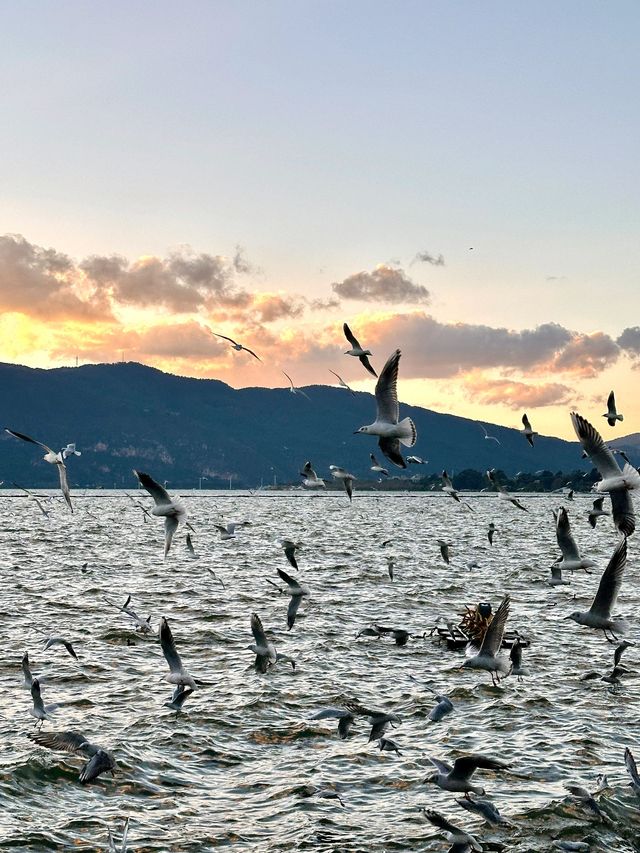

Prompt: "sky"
[1,1,639,439]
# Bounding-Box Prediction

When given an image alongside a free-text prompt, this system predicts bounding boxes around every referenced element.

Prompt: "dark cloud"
[618,327,640,355]
[253,294,305,323]
[547,332,620,377]
[413,250,445,266]
[464,376,574,409]
[331,265,430,304]
[308,296,341,311]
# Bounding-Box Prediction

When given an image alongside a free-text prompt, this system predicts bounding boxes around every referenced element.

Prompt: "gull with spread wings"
[342,323,377,377]
[214,333,261,361]
[328,369,356,396]
[567,536,629,641]
[133,470,187,558]
[461,594,511,685]
[5,428,75,512]
[282,371,311,400]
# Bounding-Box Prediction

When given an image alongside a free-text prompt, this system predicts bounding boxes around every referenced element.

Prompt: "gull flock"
[2,318,640,852]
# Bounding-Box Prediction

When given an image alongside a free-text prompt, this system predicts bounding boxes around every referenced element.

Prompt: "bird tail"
[623,463,640,491]
[398,417,417,447]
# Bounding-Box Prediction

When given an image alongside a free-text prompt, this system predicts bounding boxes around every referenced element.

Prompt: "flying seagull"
[28,730,115,783]
[521,413,538,447]
[342,322,377,377]
[567,536,629,641]
[479,424,501,445]
[421,809,482,851]
[580,639,634,686]
[588,497,610,529]
[32,627,78,659]
[213,333,261,361]
[354,349,417,468]
[462,594,511,685]
[107,817,130,853]
[300,461,326,488]
[268,567,310,629]
[624,747,640,796]
[282,371,311,400]
[328,369,356,396]
[29,678,58,727]
[424,753,509,797]
[570,412,639,537]
[248,613,277,673]
[370,453,389,476]
[553,506,597,573]
[343,700,401,742]
[133,470,187,558]
[309,707,355,739]
[329,465,355,502]
[441,470,461,502]
[603,390,623,426]
[278,539,300,569]
[5,429,74,512]
[486,470,529,512]
[487,523,496,546]
[159,616,196,690]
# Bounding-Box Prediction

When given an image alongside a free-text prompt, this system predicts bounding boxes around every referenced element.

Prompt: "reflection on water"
[0,490,639,851]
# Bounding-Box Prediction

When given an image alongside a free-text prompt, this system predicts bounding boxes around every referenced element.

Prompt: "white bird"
[462,595,511,685]
[479,424,501,445]
[5,429,74,512]
[406,455,427,464]
[486,470,529,512]
[299,461,326,488]
[567,536,628,641]
[159,616,196,690]
[571,412,639,537]
[330,465,356,502]
[248,613,278,673]
[133,470,187,558]
[553,506,597,573]
[61,443,81,459]
[441,470,460,502]
[282,371,311,400]
[588,497,610,529]
[370,453,389,476]
[215,521,250,540]
[424,753,509,796]
[342,323,377,377]
[268,566,309,629]
[213,333,261,361]
[328,369,356,396]
[603,390,623,426]
[354,349,416,468]
[521,413,538,447]
[29,678,58,727]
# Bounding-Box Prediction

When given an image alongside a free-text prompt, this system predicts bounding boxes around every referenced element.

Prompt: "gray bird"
[456,794,515,827]
[278,539,300,570]
[566,536,628,641]
[487,523,496,546]
[33,627,78,660]
[508,638,529,681]
[438,539,451,565]
[424,754,509,797]
[309,707,355,739]
[462,595,511,685]
[22,651,35,689]
[29,730,115,783]
[159,616,196,690]
[441,471,461,502]
[587,497,610,529]
[343,322,377,377]
[378,737,402,755]
[487,470,529,512]
[553,506,597,573]
[5,428,74,511]
[248,613,277,673]
[107,816,130,853]
[344,700,401,742]
[428,695,455,722]
[564,783,611,824]
[521,413,538,447]
[329,466,356,502]
[580,640,634,686]
[421,809,482,851]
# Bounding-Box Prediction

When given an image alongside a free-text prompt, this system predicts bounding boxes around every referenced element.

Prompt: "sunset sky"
[1,1,639,439]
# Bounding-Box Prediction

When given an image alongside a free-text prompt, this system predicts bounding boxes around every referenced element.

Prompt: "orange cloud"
[463,375,575,409]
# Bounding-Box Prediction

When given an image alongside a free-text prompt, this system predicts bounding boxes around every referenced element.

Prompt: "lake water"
[0,489,638,852]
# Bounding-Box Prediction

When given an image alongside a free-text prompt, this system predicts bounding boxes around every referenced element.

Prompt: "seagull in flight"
[553,506,597,573]
[342,323,377,377]
[424,753,509,796]
[328,369,356,396]
[421,809,482,851]
[520,413,538,447]
[603,390,623,426]
[567,536,629,641]
[248,613,278,673]
[370,453,389,476]
[214,333,261,361]
[32,627,78,659]
[29,678,58,727]
[571,412,639,537]
[29,730,116,783]
[159,616,196,690]
[354,349,416,468]
[462,594,511,685]
[406,455,427,464]
[282,371,311,400]
[133,470,187,558]
[588,497,610,529]
[5,429,74,512]
[479,424,501,445]
[486,470,529,512]
[330,465,356,502]
[441,470,460,502]
[299,461,326,488]
[309,707,356,739]
[267,566,309,629]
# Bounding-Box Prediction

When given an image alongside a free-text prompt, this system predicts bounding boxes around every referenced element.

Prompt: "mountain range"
[0,361,634,489]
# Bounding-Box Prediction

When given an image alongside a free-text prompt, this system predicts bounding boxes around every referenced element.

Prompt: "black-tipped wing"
[79,749,115,783]
[522,414,531,431]
[555,507,580,560]
[571,413,621,479]
[610,490,636,537]
[344,478,353,502]
[625,747,640,789]
[160,617,184,673]
[281,544,298,570]
[29,730,92,755]
[423,809,462,834]
[359,354,377,377]
[133,470,172,506]
[452,755,509,780]
[378,437,406,468]
[286,595,303,630]
[242,346,261,361]
[5,428,52,454]
[343,322,360,349]
[607,390,616,413]
[478,595,510,656]
[56,463,73,512]
[590,536,627,618]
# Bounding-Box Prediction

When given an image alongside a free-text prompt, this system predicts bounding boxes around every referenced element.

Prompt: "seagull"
[580,640,634,685]
[624,747,640,795]
[282,371,311,400]
[104,595,153,634]
[571,412,638,537]
[386,554,395,580]
[553,506,597,573]
[428,695,455,722]
[107,817,130,853]
[377,737,402,755]
[213,333,261,361]
[461,594,511,685]
[441,471,460,502]
[588,497,610,529]
[13,483,51,519]
[549,563,571,586]
[309,707,356,739]
[61,443,81,459]
[29,678,58,727]
[486,470,529,512]
[567,488,575,501]
[342,322,377,377]
[299,461,326,488]
[159,616,196,690]
[479,424,501,445]
[603,390,623,426]
[28,730,116,783]
[437,539,451,565]
[249,613,278,673]
[354,350,416,468]
[421,810,482,852]
[566,536,628,641]
[487,523,496,546]
[214,521,246,540]
[133,470,187,558]
[343,700,401,742]
[22,651,35,689]
[268,566,309,630]
[370,453,389,476]
[424,754,509,797]
[406,455,427,464]
[456,795,515,827]
[277,539,300,569]
[32,627,78,660]
[508,638,529,681]
[186,532,198,559]
[164,685,194,711]
[521,413,538,446]
[373,625,423,646]
[328,369,356,396]
[564,783,612,824]
[5,428,74,512]
[329,465,356,502]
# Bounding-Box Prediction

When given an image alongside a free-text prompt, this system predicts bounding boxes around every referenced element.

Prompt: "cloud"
[251,294,305,323]
[0,234,112,320]
[464,376,574,409]
[413,250,445,266]
[546,332,620,377]
[136,322,226,358]
[331,265,430,304]
[618,326,640,355]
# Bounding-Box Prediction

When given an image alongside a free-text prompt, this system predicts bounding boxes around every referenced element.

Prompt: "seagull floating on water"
[342,322,377,377]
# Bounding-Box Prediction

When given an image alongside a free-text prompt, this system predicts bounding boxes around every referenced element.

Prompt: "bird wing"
[160,617,184,673]
[344,478,353,502]
[282,371,295,390]
[570,413,621,478]
[4,428,53,454]
[164,515,179,557]
[442,471,454,490]
[610,489,636,537]
[214,333,238,346]
[62,640,78,659]
[343,322,360,349]
[374,349,401,424]
[251,613,268,648]
[29,730,91,755]
[423,809,460,834]
[607,390,616,413]
[133,470,173,506]
[614,642,631,668]
[428,756,454,774]
[56,463,73,512]
[624,747,640,787]
[80,749,114,783]
[186,533,196,556]
[378,437,406,468]
[593,497,605,511]
[522,414,531,431]
[555,507,580,560]
[286,594,303,630]
[478,595,510,656]
[590,536,627,618]
[242,346,261,361]
[359,354,377,377]
[277,566,298,588]
[338,715,354,738]
[453,755,509,780]
[301,461,313,477]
